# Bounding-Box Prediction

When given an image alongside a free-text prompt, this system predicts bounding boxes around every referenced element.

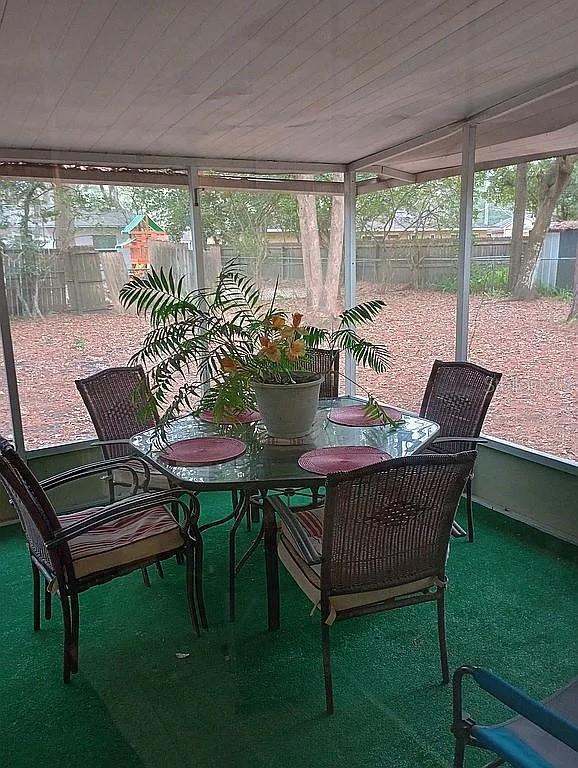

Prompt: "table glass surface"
[129,397,439,491]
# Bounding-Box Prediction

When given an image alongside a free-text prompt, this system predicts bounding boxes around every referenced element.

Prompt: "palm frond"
[338,299,386,328]
[331,327,390,372]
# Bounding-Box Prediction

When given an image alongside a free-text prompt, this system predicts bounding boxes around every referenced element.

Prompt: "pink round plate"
[159,437,247,467]
[199,409,260,425]
[298,446,391,475]
[328,404,402,427]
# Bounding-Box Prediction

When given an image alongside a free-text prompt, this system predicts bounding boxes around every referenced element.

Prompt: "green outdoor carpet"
[1,496,576,768]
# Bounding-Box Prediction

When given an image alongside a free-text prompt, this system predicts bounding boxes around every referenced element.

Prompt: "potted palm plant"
[120,263,393,438]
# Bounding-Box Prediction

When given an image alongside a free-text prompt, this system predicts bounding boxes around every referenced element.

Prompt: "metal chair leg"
[194,538,208,630]
[185,549,200,636]
[45,586,52,620]
[32,562,40,631]
[70,593,80,674]
[60,595,73,684]
[155,560,165,578]
[321,621,334,715]
[141,567,151,587]
[437,593,450,685]
[453,738,466,768]
[466,477,474,543]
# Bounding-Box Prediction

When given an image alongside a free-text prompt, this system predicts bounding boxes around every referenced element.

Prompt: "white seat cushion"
[60,505,183,579]
[279,507,436,624]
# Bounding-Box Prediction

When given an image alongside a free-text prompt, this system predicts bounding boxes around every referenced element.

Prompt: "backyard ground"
[0,286,576,460]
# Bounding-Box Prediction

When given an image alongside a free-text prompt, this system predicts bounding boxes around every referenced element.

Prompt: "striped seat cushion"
[279,506,436,624]
[282,506,324,557]
[60,504,183,579]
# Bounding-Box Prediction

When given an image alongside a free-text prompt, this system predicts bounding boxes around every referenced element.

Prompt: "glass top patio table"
[129,396,440,492]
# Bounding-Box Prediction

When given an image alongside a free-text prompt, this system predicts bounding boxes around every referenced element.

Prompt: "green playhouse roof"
[121,214,165,234]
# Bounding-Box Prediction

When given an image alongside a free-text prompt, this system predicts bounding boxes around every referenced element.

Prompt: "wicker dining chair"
[277,348,340,506]
[300,348,340,400]
[0,437,204,683]
[75,366,170,498]
[265,450,477,713]
[419,360,502,543]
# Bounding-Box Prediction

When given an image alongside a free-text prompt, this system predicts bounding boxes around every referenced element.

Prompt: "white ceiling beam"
[356,177,404,195]
[471,67,578,123]
[0,162,344,195]
[198,175,343,195]
[0,163,188,187]
[376,165,417,183]
[349,67,578,173]
[356,143,578,194]
[348,122,464,172]
[0,147,345,175]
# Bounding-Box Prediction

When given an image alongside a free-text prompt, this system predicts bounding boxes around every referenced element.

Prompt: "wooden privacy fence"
[223,239,512,287]
[1,238,517,317]
[3,247,108,317]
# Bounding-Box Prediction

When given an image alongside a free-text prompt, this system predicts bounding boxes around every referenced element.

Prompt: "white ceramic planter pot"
[253,374,323,438]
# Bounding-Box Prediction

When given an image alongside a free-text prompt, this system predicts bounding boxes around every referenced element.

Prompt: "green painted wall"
[472,446,577,545]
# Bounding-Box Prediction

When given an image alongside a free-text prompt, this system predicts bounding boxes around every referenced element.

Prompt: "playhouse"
[118,214,169,271]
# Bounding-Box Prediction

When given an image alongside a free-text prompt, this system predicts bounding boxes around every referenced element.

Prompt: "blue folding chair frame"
[452,666,578,768]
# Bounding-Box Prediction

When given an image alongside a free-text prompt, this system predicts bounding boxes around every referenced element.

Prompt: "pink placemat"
[159,437,246,467]
[328,404,402,427]
[199,409,260,425]
[298,446,391,475]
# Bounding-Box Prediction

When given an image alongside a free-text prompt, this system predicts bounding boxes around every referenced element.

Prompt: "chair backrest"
[420,360,502,452]
[321,451,476,598]
[76,366,158,458]
[301,349,340,398]
[0,437,69,577]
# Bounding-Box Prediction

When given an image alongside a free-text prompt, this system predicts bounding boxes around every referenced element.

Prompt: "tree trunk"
[296,175,323,309]
[512,156,576,299]
[568,242,578,321]
[54,182,75,252]
[508,162,527,291]
[325,195,344,317]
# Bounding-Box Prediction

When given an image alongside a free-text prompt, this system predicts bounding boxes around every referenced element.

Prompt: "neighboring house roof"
[550,220,578,231]
[72,211,131,228]
[122,213,165,234]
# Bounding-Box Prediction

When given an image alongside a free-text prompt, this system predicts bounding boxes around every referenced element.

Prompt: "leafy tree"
[122,186,190,242]
[486,157,578,298]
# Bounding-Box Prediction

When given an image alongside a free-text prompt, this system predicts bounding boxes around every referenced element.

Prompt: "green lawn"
[1,496,576,768]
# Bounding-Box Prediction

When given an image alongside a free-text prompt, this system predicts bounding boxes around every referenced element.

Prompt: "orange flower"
[270,315,285,330]
[292,312,303,328]
[221,356,239,374]
[262,343,281,363]
[288,339,306,360]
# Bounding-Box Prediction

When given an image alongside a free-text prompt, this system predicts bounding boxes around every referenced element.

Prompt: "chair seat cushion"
[279,508,436,624]
[61,505,183,579]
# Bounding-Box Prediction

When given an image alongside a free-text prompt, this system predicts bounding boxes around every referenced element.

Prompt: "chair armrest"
[89,439,134,449]
[41,456,150,494]
[431,437,487,446]
[453,666,578,753]
[266,496,321,565]
[47,490,196,548]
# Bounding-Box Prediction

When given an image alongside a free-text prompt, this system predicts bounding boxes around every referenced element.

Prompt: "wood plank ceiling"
[1,0,578,172]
